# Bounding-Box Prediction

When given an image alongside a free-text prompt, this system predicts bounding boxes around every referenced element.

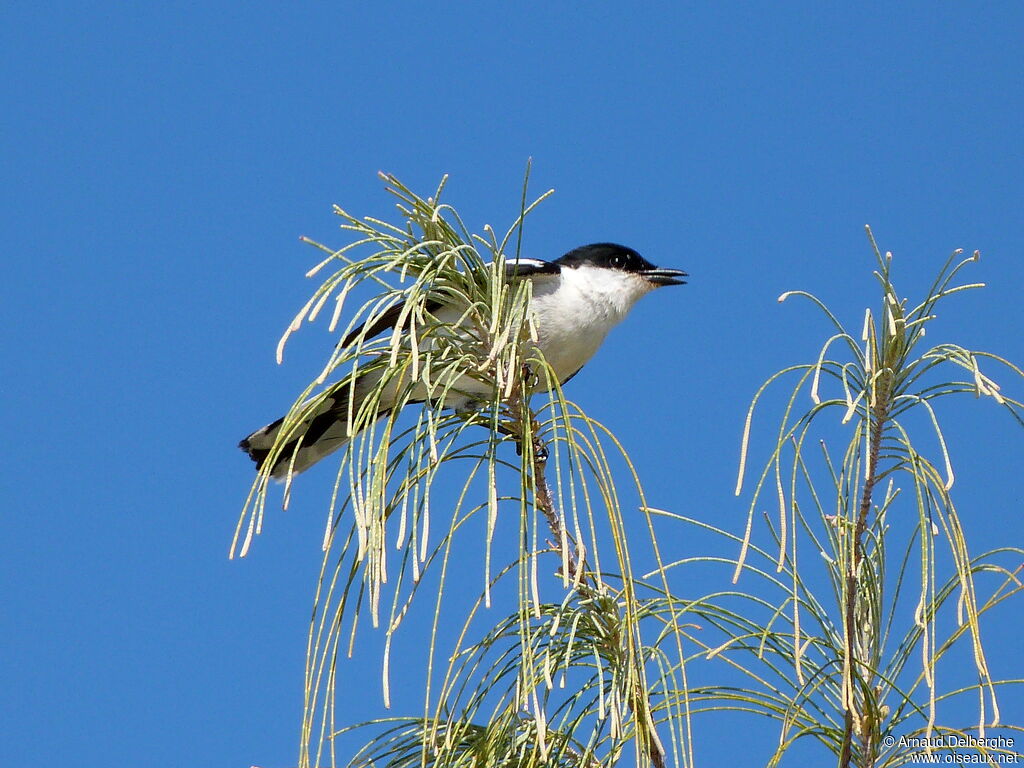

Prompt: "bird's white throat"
[527,264,654,382]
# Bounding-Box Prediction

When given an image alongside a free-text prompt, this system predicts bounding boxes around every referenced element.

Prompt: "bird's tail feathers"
[239,376,384,479]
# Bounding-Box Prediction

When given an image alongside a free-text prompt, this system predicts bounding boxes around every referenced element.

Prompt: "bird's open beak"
[641,267,688,286]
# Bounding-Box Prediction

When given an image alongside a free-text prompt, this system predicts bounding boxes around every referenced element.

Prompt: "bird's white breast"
[529,265,654,380]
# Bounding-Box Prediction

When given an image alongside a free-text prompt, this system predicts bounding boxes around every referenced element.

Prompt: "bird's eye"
[610,255,624,268]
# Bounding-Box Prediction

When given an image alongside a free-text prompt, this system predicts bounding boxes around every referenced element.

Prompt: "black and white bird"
[240,243,686,478]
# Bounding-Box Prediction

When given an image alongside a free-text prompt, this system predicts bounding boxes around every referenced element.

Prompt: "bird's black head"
[556,243,687,286]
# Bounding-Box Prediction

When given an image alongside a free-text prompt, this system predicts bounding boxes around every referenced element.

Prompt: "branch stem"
[507,377,666,768]
[839,373,890,768]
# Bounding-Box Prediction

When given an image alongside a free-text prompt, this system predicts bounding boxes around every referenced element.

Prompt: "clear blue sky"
[3,3,1023,766]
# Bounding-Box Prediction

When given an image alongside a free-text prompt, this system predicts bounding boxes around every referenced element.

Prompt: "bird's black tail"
[239,379,374,479]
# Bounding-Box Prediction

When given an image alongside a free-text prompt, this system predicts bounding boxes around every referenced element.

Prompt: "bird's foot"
[521,362,542,390]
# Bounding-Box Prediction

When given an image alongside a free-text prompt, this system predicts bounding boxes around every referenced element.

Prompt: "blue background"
[3,2,1022,766]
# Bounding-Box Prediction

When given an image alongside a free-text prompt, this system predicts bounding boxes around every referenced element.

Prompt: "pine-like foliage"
[238,173,1023,768]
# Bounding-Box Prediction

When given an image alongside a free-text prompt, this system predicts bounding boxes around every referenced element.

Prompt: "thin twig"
[840,373,890,768]
[507,370,666,768]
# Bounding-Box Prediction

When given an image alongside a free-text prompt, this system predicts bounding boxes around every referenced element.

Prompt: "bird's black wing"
[340,299,442,348]
[504,258,562,279]
[340,259,560,348]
